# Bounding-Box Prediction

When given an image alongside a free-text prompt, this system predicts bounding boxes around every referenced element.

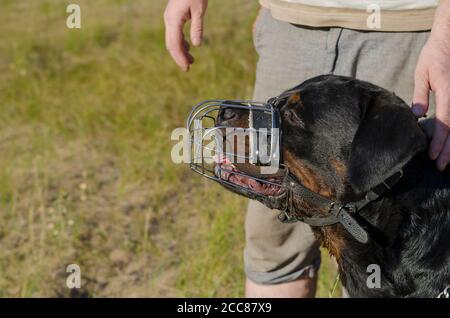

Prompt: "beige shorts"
[245,8,434,285]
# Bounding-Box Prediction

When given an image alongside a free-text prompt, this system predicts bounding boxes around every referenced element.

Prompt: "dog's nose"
[217,108,238,124]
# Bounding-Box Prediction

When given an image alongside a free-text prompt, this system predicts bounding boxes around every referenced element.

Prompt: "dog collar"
[278,169,404,244]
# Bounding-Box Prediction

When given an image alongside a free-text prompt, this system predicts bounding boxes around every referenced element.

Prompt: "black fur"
[337,153,450,297]
[217,74,450,297]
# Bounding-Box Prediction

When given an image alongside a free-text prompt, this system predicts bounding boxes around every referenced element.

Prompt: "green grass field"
[0,0,339,297]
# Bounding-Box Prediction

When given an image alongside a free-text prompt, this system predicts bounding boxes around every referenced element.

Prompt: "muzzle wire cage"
[186,99,288,197]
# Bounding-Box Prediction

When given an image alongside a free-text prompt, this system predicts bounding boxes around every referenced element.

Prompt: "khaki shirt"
[260,0,437,31]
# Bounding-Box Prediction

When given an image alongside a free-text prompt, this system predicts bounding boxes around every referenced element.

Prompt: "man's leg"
[246,276,317,298]
[245,201,320,298]
[245,9,340,297]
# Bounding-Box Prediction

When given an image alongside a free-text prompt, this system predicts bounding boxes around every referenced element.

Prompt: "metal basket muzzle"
[186,99,288,196]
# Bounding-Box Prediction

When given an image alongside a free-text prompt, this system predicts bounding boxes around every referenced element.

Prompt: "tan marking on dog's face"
[330,157,347,179]
[283,150,334,199]
[288,93,301,105]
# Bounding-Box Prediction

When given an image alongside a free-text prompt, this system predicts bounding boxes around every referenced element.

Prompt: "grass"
[0,0,340,297]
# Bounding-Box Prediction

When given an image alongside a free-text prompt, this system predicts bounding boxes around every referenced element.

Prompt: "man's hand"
[412,0,450,171]
[164,0,208,71]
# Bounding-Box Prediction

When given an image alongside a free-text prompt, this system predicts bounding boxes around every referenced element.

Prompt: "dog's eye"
[283,109,304,128]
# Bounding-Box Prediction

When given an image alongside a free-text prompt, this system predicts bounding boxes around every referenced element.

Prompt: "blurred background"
[0,0,338,297]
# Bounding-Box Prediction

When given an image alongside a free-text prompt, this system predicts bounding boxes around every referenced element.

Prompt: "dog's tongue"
[214,154,283,196]
[230,174,263,191]
[214,155,232,179]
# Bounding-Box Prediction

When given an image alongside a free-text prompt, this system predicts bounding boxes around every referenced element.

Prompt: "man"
[164,0,450,297]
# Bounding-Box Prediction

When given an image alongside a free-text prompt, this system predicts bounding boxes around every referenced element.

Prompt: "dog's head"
[215,75,427,218]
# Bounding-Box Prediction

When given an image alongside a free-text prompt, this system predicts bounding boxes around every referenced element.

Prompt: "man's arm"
[412,0,450,171]
[164,0,208,71]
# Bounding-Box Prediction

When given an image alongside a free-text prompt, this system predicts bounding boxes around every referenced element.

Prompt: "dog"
[214,75,450,297]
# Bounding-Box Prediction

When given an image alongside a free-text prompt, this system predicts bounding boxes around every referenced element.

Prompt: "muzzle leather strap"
[278,170,404,244]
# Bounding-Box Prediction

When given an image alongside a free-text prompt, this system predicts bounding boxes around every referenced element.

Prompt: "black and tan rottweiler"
[215,74,450,298]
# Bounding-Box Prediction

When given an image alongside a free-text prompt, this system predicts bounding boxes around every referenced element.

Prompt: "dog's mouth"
[214,156,285,197]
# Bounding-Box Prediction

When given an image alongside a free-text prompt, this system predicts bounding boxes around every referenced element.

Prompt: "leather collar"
[277,169,404,244]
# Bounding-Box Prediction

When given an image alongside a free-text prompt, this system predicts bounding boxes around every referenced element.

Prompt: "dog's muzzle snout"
[217,108,239,124]
[186,99,287,197]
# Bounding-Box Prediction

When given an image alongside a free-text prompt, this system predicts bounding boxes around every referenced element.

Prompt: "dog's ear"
[348,92,427,194]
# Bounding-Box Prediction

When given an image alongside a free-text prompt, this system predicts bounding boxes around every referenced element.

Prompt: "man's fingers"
[412,70,430,117]
[183,39,190,51]
[163,0,207,71]
[165,29,191,71]
[430,90,450,162]
[431,120,449,161]
[190,11,204,47]
[164,16,192,71]
[183,40,194,64]
[436,136,450,171]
